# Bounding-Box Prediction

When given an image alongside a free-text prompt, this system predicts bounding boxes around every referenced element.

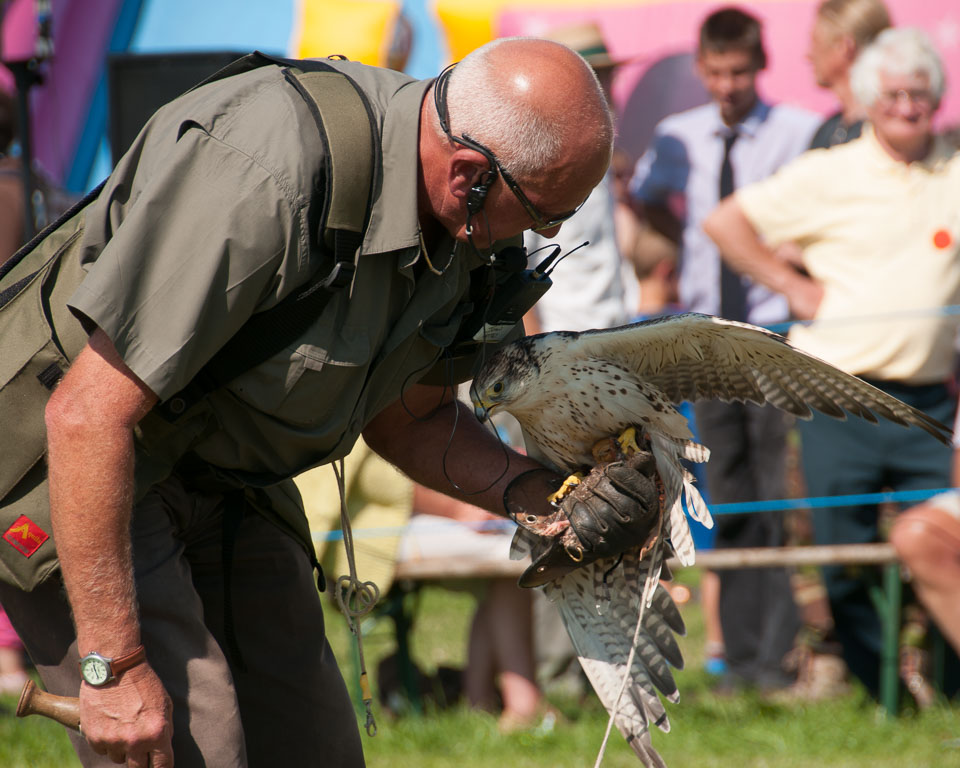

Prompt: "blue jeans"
[799,380,955,697]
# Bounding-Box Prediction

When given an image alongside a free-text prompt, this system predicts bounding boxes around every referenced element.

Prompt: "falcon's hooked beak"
[470,382,495,423]
[474,401,494,422]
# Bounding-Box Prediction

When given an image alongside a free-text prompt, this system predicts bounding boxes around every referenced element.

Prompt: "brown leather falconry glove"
[504,449,663,587]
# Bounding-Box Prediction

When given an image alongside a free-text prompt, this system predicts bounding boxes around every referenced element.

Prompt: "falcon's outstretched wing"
[571,313,950,444]
[473,312,953,766]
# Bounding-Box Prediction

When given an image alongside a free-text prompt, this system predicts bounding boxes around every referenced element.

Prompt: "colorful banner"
[438,1,960,162]
[293,0,406,69]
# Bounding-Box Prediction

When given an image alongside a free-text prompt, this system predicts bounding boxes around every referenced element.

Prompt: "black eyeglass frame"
[433,63,582,233]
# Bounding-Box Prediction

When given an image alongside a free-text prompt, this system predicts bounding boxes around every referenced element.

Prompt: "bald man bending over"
[0,39,618,768]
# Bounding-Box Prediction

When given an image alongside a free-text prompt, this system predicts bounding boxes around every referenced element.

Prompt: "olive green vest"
[0,53,377,590]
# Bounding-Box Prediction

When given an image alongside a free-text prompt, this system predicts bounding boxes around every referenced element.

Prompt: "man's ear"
[449,148,496,216]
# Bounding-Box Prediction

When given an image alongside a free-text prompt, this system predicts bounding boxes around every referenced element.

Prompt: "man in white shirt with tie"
[629,6,819,692]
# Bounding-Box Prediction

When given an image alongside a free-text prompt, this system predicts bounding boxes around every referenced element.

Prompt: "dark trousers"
[0,474,364,768]
[799,380,955,698]
[693,400,799,687]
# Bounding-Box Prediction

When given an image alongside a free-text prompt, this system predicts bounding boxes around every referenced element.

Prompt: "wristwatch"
[79,645,146,687]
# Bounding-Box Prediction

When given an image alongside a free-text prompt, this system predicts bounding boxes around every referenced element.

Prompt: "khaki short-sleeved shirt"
[737,127,960,384]
[67,59,517,532]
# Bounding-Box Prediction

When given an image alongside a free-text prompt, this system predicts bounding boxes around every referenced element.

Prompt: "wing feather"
[568,314,951,444]
[554,561,683,768]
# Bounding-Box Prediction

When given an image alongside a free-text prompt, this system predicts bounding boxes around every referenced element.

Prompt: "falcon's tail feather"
[649,435,713,567]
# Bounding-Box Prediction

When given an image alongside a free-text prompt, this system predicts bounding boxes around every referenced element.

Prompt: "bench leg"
[392,588,423,714]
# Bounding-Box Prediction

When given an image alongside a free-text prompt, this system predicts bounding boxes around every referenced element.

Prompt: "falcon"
[470,313,950,767]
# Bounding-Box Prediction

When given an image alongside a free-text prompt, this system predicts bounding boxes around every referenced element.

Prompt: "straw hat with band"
[542,21,621,70]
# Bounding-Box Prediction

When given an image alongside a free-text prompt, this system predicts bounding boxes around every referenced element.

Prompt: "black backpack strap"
[156,57,378,421]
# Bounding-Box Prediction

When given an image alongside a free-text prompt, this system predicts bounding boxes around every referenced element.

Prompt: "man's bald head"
[434,37,614,184]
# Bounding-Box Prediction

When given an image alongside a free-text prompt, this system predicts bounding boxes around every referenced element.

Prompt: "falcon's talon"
[548,472,584,504]
[617,426,643,456]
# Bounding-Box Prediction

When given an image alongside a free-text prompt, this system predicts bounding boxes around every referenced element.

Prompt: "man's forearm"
[702,198,795,293]
[44,329,159,657]
[363,385,543,517]
[703,197,824,320]
[47,424,140,655]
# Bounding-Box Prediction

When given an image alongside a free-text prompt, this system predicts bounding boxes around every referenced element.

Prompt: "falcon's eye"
[491,381,504,395]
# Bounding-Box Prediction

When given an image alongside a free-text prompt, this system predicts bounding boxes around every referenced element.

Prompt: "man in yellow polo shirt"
[703,27,959,699]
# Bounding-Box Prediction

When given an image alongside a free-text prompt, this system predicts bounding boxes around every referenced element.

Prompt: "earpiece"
[466,169,496,217]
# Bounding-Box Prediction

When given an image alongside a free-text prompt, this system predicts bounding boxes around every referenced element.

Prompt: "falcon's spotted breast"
[470,313,951,767]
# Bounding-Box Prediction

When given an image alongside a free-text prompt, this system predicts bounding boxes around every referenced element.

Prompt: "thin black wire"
[543,240,589,276]
[398,222,517,496]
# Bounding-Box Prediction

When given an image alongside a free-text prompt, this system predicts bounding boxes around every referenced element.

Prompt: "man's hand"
[782,272,824,321]
[560,451,662,561]
[80,663,173,767]
[503,450,663,587]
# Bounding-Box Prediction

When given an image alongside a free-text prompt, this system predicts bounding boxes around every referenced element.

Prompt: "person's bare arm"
[362,383,542,517]
[703,197,824,321]
[45,328,173,768]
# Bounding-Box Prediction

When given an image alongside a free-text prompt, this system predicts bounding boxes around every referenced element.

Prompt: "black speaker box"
[107,51,247,165]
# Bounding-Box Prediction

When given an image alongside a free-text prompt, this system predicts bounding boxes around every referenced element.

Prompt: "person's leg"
[693,401,796,687]
[464,592,499,712]
[699,570,726,674]
[484,579,540,723]
[0,602,27,694]
[745,405,799,686]
[186,490,364,768]
[891,495,960,656]
[800,413,885,697]
[694,400,758,684]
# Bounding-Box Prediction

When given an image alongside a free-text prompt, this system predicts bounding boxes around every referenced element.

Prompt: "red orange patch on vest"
[3,515,49,558]
[933,229,952,249]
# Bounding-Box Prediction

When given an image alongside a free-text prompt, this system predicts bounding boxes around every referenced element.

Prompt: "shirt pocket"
[271,326,373,428]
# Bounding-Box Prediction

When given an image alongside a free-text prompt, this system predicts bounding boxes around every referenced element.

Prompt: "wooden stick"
[16,679,81,731]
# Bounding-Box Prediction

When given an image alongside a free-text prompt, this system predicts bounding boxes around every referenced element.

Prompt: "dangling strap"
[331,458,380,737]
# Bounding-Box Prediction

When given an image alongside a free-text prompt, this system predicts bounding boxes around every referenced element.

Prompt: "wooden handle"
[16,679,81,731]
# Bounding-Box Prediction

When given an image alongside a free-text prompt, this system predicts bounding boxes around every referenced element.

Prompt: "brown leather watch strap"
[109,645,146,678]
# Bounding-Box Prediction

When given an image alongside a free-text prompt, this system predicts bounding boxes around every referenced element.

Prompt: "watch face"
[81,656,110,685]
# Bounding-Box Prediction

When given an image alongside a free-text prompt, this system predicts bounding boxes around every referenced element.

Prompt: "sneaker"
[704,656,728,676]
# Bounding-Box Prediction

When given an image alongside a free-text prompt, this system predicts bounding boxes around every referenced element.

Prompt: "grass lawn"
[3,570,958,767]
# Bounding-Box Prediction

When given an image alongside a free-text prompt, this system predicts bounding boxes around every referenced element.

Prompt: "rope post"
[877,562,902,717]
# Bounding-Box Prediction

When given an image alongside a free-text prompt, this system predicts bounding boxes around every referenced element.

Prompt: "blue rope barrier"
[764,303,960,335]
[708,487,956,515]
[312,487,959,542]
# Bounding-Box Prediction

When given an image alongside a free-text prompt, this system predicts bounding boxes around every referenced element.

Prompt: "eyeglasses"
[877,88,936,112]
[433,63,582,232]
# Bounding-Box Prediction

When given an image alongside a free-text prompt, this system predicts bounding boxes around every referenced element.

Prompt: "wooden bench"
[384,542,945,716]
